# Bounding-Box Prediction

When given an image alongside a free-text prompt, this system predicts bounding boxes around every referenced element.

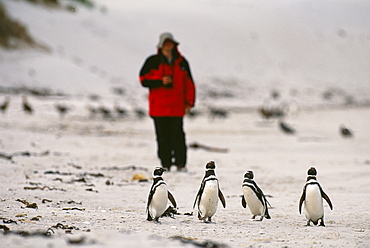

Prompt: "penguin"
[299,167,333,226]
[54,103,71,119]
[22,95,33,114]
[340,125,353,138]
[0,96,10,114]
[146,167,177,222]
[241,171,271,221]
[193,161,226,223]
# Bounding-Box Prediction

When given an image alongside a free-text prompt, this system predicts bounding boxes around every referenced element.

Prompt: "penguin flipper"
[146,189,155,213]
[321,190,333,210]
[241,196,247,208]
[265,198,272,208]
[193,183,204,209]
[218,188,226,208]
[168,191,177,208]
[299,188,306,214]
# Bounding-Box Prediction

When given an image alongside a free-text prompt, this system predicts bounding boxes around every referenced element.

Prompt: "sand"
[0,96,369,247]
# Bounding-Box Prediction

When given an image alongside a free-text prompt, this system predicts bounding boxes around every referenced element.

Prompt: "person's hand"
[162,76,172,86]
[185,104,192,113]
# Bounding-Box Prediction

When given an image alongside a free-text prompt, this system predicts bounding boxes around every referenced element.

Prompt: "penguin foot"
[153,218,162,224]
[319,219,325,227]
[249,215,262,221]
[305,221,311,226]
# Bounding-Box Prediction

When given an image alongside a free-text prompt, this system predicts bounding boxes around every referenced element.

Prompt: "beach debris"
[0,152,12,161]
[52,223,80,231]
[0,226,54,236]
[15,214,27,218]
[68,162,82,169]
[0,150,49,161]
[84,172,104,178]
[16,199,38,209]
[44,170,72,176]
[340,125,353,138]
[42,199,52,204]
[2,218,17,224]
[62,207,85,211]
[24,186,66,191]
[171,236,229,248]
[30,216,42,221]
[188,142,229,153]
[85,188,98,193]
[131,173,149,182]
[279,120,296,135]
[72,177,88,183]
[101,165,148,171]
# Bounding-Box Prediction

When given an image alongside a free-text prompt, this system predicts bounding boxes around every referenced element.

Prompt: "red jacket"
[139,49,196,117]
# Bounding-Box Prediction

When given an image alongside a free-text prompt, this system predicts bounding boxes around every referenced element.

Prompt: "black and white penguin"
[299,167,333,226]
[193,161,226,223]
[146,167,177,222]
[241,171,271,221]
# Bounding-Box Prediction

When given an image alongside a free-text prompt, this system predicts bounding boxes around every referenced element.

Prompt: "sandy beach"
[0,96,369,247]
[1,0,370,247]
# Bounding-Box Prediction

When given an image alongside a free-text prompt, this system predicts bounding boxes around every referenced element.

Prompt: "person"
[139,32,196,172]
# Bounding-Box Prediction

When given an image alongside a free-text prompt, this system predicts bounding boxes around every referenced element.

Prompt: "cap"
[157,32,179,48]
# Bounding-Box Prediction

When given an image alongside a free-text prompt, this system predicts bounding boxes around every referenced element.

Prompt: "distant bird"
[54,103,71,118]
[186,109,201,119]
[340,125,353,138]
[86,105,98,118]
[299,167,333,226]
[98,106,112,119]
[146,167,177,223]
[114,104,127,118]
[209,107,228,119]
[134,108,146,119]
[22,96,33,114]
[193,161,226,223]
[279,120,296,134]
[270,90,280,100]
[0,96,10,114]
[241,171,271,221]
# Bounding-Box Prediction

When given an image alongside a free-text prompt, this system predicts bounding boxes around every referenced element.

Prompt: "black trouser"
[152,117,187,169]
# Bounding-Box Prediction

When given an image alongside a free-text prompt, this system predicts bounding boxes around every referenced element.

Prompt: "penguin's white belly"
[149,184,168,219]
[243,187,264,216]
[304,185,324,221]
[199,181,219,218]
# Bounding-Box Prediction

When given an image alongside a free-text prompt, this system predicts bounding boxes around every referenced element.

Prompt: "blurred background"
[1,0,370,111]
